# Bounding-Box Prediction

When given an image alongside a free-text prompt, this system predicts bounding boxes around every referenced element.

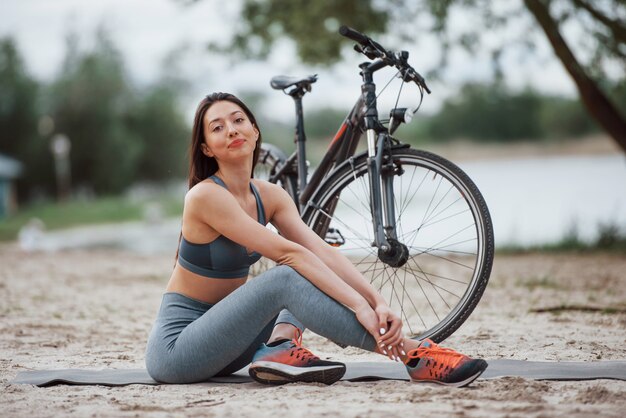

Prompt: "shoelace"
[289,328,319,363]
[405,338,465,370]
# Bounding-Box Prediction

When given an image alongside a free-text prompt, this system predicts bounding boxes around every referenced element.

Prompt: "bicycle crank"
[377,238,409,268]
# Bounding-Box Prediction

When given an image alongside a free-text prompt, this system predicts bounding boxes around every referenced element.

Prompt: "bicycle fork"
[366,129,410,267]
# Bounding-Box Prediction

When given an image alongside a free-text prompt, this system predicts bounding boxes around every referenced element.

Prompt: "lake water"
[457,153,626,246]
[21,153,626,253]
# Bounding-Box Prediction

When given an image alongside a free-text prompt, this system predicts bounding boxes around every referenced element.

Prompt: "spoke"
[407,257,452,310]
[351,251,380,267]
[409,237,478,258]
[355,258,386,275]
[422,184,454,226]
[418,175,443,231]
[336,236,377,253]
[389,267,409,329]
[354,168,370,204]
[419,208,471,230]
[388,264,395,310]
[400,259,415,335]
[373,260,387,294]
[344,182,371,215]
[385,264,428,330]
[419,251,475,270]
[408,245,477,257]
[401,264,469,285]
[316,207,372,246]
[408,223,475,256]
[421,196,463,227]
[398,169,429,220]
[407,257,463,299]
[405,259,461,302]
[402,259,440,321]
[340,194,372,219]
[413,238,478,257]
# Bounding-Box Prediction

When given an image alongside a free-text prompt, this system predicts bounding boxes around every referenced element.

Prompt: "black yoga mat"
[11,360,626,387]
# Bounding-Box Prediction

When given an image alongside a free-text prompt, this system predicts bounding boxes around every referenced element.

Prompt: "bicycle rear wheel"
[250,143,294,277]
[302,146,494,342]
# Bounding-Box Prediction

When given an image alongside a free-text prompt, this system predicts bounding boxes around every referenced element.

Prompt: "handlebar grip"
[339,25,370,45]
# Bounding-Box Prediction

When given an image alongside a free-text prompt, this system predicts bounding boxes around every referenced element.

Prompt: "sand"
[1,245,625,417]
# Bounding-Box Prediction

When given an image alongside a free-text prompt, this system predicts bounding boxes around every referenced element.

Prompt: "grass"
[0,193,183,242]
[498,221,626,254]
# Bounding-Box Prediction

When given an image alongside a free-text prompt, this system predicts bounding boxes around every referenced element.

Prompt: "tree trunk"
[524,0,626,153]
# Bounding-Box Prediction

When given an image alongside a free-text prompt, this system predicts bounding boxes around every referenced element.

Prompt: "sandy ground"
[1,245,625,417]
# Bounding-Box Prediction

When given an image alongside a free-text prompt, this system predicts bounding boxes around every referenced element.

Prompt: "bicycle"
[252,26,494,343]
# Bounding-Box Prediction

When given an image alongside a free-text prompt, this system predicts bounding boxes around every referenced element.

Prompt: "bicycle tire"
[302,146,494,343]
[249,143,296,277]
[254,143,298,201]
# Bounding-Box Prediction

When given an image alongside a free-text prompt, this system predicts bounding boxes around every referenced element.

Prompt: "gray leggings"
[145,265,377,383]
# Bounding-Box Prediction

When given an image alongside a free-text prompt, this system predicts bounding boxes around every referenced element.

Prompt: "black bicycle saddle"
[270,74,318,90]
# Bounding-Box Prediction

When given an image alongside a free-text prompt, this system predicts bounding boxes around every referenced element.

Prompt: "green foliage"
[291,80,599,144]
[0,30,190,203]
[206,0,625,150]
[0,39,39,155]
[429,83,542,141]
[127,86,189,181]
[214,0,626,81]
[539,96,597,139]
[425,82,597,142]
[0,38,49,200]
[48,30,142,194]
[214,0,387,64]
[0,193,183,241]
[304,107,346,140]
[498,221,626,254]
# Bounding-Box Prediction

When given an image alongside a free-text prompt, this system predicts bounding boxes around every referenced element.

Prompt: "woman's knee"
[267,265,314,292]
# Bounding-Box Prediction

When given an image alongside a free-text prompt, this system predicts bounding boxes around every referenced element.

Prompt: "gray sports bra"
[177,175,266,279]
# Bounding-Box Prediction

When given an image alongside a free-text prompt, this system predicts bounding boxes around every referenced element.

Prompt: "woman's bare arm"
[267,183,404,356]
[267,183,386,308]
[185,182,372,316]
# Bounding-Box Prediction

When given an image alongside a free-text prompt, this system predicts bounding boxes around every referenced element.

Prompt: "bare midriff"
[165,262,247,304]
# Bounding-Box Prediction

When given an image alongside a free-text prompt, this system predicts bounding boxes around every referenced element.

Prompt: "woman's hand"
[374,303,404,361]
[354,302,383,343]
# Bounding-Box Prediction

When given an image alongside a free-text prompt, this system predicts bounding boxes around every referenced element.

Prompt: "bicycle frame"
[267,59,402,252]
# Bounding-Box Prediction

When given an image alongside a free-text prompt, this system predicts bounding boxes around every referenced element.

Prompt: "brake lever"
[361,45,382,60]
[399,66,431,94]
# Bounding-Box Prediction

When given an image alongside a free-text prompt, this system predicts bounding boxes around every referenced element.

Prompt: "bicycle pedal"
[325,227,346,247]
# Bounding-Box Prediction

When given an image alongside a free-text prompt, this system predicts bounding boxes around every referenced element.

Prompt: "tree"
[0,37,52,201]
[205,0,387,64]
[128,85,190,181]
[195,0,626,152]
[48,29,142,194]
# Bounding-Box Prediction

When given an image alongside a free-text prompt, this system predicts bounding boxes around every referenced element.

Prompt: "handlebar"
[338,25,431,94]
[338,25,369,45]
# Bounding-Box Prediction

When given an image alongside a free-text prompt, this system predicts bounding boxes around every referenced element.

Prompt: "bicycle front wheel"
[302,147,494,342]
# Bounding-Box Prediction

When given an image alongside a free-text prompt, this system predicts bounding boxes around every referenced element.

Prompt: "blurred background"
[1,0,625,255]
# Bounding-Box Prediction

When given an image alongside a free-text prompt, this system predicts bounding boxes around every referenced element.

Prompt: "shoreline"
[419,134,622,163]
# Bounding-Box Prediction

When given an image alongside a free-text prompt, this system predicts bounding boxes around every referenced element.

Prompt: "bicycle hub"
[378,238,409,268]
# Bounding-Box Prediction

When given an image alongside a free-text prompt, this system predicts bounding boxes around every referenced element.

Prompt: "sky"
[1,0,581,123]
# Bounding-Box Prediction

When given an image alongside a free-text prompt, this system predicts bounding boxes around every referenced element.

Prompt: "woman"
[145,92,487,387]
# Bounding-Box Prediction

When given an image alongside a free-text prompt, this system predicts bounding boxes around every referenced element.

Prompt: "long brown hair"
[188,92,263,189]
[175,93,263,264]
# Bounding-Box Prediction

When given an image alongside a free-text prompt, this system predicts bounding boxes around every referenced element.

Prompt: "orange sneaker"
[248,330,346,385]
[405,339,487,387]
